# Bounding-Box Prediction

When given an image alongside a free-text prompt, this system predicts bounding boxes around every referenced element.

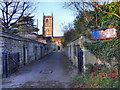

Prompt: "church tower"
[43,13,53,37]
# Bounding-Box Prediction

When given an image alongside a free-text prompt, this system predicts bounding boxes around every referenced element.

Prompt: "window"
[46,19,48,23]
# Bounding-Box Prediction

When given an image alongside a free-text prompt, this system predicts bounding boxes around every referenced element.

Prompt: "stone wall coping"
[66,36,82,46]
[0,32,47,45]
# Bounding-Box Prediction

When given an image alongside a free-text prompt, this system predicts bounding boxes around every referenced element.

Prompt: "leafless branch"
[0,1,36,30]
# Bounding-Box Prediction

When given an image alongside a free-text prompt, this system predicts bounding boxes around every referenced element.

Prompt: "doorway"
[58,46,60,50]
[23,45,27,66]
[35,46,37,60]
[78,48,83,72]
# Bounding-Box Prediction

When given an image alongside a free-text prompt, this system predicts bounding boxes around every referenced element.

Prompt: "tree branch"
[10,2,28,27]
[8,2,20,25]
[91,1,120,18]
[0,1,36,31]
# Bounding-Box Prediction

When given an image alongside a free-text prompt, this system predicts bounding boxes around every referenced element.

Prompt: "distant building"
[41,13,63,50]
[38,35,52,44]
[19,32,38,41]
[52,37,63,50]
[43,13,53,37]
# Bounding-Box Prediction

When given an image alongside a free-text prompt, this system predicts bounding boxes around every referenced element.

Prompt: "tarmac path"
[2,51,78,88]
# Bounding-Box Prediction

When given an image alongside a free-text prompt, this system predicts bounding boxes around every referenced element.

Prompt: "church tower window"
[46,19,48,23]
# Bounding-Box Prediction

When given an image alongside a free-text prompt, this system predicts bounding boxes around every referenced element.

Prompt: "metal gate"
[2,50,20,78]
[40,46,43,58]
[78,48,83,72]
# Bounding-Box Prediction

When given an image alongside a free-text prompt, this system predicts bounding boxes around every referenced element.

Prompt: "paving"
[2,51,78,88]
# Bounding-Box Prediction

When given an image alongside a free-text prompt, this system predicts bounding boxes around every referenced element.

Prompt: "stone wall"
[0,31,52,76]
[64,36,99,72]
[0,25,2,89]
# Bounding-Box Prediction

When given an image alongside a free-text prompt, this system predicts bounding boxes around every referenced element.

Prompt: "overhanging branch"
[91,0,120,18]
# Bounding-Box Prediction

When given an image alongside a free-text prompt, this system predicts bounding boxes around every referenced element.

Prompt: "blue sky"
[33,2,75,36]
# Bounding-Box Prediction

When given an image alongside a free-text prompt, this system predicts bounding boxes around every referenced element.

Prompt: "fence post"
[2,50,8,78]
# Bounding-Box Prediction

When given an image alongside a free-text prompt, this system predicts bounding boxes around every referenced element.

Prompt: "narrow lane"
[2,52,78,88]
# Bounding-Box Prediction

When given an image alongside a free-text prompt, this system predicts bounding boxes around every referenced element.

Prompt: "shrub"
[83,39,120,65]
[71,64,119,88]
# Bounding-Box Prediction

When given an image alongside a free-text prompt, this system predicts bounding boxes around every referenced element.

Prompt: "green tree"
[12,16,39,34]
[83,2,120,64]
[61,23,76,47]
[63,29,76,47]
[64,1,120,64]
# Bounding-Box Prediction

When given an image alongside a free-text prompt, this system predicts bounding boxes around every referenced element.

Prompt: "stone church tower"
[43,13,53,37]
[42,13,63,51]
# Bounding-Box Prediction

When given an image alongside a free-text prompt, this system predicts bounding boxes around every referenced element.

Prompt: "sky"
[33,2,76,37]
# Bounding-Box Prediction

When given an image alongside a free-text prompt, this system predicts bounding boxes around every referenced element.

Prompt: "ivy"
[83,38,120,64]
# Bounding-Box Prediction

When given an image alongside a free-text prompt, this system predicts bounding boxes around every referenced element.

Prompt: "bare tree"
[0,0,36,32]
[64,1,94,22]
[62,22,74,33]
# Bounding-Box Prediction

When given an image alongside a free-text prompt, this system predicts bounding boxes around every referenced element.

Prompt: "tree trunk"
[118,3,120,16]
[95,8,98,26]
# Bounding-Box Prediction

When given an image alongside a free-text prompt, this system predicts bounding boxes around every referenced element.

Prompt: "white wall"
[65,37,99,72]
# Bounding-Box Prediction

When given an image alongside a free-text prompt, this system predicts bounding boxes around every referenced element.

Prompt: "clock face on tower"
[46,29,49,34]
